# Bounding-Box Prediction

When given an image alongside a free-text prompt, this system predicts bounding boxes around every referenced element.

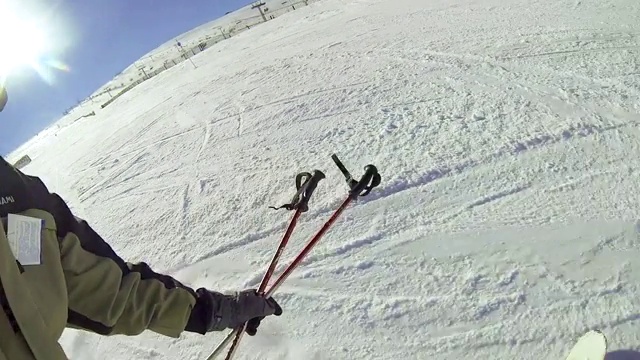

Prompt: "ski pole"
[260,169,325,293]
[264,157,380,297]
[221,170,325,360]
[265,196,351,296]
[206,155,381,360]
[221,192,361,359]
[206,170,325,360]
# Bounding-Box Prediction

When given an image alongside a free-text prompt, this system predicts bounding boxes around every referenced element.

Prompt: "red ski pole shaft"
[206,332,233,360]
[209,198,353,360]
[222,209,303,360]
[263,159,381,297]
[266,196,353,297]
[213,170,325,360]
[259,210,302,293]
[204,157,380,360]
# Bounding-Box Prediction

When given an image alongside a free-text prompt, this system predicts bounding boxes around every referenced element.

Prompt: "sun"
[0,4,68,78]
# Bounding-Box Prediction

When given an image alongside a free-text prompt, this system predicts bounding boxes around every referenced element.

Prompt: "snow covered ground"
[8,0,640,358]
[47,0,318,136]
[89,0,315,100]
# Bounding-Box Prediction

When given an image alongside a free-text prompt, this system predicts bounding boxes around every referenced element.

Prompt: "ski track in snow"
[7,0,640,358]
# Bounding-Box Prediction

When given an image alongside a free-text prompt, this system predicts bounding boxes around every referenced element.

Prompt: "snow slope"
[8,0,317,165]
[90,0,315,100]
[9,0,640,358]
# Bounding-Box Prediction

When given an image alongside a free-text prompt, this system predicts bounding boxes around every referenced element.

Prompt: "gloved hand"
[185,288,282,336]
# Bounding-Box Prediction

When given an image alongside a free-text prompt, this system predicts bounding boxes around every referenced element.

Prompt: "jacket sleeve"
[1,159,211,337]
[47,188,213,337]
[57,215,198,337]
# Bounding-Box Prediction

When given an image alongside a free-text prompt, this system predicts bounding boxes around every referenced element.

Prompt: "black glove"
[185,288,282,336]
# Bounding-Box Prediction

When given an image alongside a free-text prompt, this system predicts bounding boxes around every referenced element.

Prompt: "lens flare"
[0,3,69,82]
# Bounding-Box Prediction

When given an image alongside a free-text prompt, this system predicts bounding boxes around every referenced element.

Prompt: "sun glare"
[0,4,69,79]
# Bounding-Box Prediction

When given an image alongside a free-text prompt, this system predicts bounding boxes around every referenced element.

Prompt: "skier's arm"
[53,197,281,337]
[51,189,282,337]
[0,158,208,337]
[42,187,214,337]
[1,157,281,337]
[56,213,201,337]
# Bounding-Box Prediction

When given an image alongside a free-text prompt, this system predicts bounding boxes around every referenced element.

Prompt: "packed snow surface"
[89,0,308,99]
[8,0,640,358]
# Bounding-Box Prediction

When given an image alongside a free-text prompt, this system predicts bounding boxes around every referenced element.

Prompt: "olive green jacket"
[0,158,211,359]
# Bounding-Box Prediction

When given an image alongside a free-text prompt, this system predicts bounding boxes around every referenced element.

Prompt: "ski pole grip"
[331,154,381,197]
[350,164,379,198]
[297,169,325,212]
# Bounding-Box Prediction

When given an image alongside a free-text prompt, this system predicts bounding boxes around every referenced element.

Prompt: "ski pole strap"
[331,154,381,198]
[269,169,325,212]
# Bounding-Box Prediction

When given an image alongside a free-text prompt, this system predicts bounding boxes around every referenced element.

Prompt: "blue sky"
[1,0,250,156]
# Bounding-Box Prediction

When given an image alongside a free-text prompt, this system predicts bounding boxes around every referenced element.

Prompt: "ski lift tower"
[175,39,197,69]
[252,1,268,22]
